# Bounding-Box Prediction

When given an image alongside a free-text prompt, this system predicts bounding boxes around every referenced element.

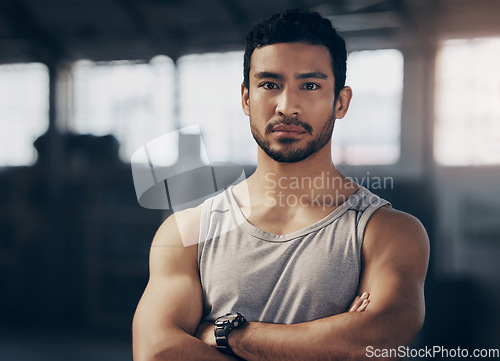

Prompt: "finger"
[356,299,370,312]
[348,296,361,312]
[348,292,370,312]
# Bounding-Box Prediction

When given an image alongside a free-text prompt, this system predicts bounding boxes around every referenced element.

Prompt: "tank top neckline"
[225,185,368,243]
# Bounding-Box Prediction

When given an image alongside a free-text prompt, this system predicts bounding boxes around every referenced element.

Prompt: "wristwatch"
[214,312,246,357]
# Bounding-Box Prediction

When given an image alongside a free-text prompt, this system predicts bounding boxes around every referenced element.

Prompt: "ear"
[241,83,250,116]
[334,86,352,119]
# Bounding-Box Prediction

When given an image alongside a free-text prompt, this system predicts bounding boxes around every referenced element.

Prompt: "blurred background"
[0,0,499,360]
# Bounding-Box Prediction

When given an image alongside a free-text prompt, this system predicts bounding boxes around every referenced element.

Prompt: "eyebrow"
[296,71,328,80]
[253,71,328,80]
[253,71,283,80]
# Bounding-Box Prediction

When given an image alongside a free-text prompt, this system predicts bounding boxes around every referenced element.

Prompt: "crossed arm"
[133,206,429,361]
[133,208,237,361]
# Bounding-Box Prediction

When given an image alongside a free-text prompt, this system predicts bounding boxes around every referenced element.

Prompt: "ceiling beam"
[0,0,64,63]
[219,0,249,38]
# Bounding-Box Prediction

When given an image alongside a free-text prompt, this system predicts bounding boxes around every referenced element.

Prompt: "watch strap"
[214,312,246,357]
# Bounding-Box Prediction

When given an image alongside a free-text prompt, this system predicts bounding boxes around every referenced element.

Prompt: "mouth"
[271,124,307,136]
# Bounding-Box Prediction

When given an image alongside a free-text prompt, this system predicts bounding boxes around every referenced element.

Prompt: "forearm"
[134,330,237,361]
[229,310,415,361]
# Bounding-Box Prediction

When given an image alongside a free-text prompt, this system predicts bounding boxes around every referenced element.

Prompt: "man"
[133,9,429,361]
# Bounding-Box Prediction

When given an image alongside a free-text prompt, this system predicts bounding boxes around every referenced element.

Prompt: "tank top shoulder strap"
[198,188,239,260]
[345,186,390,244]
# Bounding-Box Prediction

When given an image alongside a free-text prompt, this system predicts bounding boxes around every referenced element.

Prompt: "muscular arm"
[132,209,236,361]
[209,207,429,361]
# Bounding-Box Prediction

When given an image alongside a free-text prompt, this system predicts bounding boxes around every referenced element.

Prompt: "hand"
[194,321,216,347]
[348,292,370,312]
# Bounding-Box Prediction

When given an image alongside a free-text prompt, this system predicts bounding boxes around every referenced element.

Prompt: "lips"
[272,124,307,133]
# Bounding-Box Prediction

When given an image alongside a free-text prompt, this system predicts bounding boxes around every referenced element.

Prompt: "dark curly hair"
[243,9,347,100]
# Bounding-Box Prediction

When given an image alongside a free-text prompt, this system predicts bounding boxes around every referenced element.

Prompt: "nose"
[275,87,301,117]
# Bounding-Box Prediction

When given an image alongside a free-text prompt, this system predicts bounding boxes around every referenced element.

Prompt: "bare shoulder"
[150,204,203,274]
[363,206,429,273]
[153,205,203,248]
[365,205,429,247]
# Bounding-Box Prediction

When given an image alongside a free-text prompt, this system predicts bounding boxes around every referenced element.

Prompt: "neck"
[247,141,355,203]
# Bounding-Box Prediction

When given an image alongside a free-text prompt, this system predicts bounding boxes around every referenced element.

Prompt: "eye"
[259,81,280,90]
[302,82,321,90]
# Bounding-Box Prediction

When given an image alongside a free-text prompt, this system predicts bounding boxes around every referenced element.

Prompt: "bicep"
[134,268,203,337]
[358,208,429,340]
[133,211,203,357]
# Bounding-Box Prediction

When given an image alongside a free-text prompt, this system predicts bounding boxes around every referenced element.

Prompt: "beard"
[250,110,336,163]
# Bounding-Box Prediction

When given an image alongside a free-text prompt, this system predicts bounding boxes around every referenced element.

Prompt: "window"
[435,38,500,166]
[0,63,49,166]
[333,49,403,165]
[71,56,175,162]
[177,51,256,165]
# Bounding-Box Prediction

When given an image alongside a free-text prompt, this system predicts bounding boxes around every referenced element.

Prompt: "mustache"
[265,117,313,134]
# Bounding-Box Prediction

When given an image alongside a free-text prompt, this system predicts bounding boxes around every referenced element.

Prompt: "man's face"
[242,42,343,163]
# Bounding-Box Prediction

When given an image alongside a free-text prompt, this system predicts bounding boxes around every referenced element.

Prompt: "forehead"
[250,42,333,76]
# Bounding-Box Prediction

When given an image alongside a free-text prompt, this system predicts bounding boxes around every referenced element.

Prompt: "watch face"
[215,314,235,325]
[214,319,225,326]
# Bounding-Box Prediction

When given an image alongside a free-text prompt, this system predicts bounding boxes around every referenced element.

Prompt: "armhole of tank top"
[197,197,213,265]
[356,200,390,248]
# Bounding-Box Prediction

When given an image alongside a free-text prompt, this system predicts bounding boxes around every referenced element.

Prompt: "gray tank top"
[197,185,389,324]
